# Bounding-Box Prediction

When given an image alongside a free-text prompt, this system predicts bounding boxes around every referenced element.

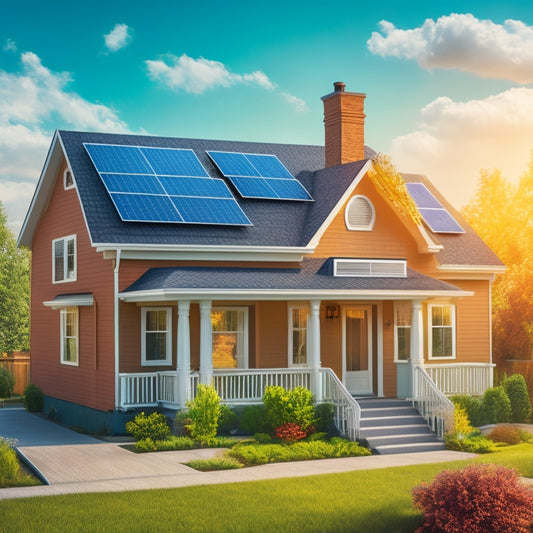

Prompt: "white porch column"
[308,300,322,401]
[199,300,213,386]
[177,300,191,408]
[410,299,424,398]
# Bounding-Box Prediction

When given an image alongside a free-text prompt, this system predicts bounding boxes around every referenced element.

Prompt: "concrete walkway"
[0,407,530,501]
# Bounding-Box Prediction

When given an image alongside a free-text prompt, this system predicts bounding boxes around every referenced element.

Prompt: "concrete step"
[360,415,427,428]
[365,432,441,448]
[360,423,432,438]
[374,441,446,455]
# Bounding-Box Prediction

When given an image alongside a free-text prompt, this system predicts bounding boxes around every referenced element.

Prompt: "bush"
[482,386,511,424]
[314,403,336,434]
[240,405,270,435]
[186,384,221,445]
[0,438,20,486]
[218,405,238,435]
[452,405,474,437]
[275,423,308,444]
[263,386,316,432]
[174,410,191,436]
[488,425,522,445]
[252,432,272,443]
[23,383,43,412]
[0,365,15,398]
[503,374,532,423]
[126,412,171,441]
[412,464,533,532]
[450,394,484,427]
[186,457,243,471]
[444,433,496,453]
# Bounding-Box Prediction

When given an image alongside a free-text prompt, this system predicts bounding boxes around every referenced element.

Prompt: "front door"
[343,306,373,395]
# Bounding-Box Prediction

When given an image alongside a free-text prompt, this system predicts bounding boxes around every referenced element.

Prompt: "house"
[18,82,504,435]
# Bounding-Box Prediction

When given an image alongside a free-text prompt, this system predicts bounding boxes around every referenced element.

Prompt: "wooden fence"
[0,351,30,395]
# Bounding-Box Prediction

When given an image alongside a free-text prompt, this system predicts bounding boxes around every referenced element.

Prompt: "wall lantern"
[326,304,339,319]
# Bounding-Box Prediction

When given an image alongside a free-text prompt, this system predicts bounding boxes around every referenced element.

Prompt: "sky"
[1,0,533,234]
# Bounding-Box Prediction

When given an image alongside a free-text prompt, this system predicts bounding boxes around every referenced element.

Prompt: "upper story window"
[428,304,456,359]
[141,307,172,366]
[288,304,308,366]
[64,168,74,189]
[53,235,77,283]
[345,195,375,231]
[60,307,78,366]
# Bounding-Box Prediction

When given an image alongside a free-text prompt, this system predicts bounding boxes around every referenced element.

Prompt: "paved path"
[1,407,530,501]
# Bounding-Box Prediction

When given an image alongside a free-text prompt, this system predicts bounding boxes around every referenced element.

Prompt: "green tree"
[0,203,30,353]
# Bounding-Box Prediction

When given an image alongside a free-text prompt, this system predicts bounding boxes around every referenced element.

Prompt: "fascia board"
[119,288,474,302]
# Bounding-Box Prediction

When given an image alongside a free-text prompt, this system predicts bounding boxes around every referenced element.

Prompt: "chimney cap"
[334,81,345,92]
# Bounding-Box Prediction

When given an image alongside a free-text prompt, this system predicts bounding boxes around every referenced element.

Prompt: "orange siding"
[30,161,115,411]
[255,302,287,368]
[382,301,396,397]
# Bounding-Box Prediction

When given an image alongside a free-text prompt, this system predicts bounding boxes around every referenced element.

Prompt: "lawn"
[1,443,531,533]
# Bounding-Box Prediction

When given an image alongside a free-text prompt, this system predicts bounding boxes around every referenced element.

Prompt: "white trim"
[211,306,249,369]
[141,307,173,366]
[333,258,406,278]
[287,303,309,367]
[119,288,473,303]
[344,195,375,231]
[60,307,79,366]
[52,234,77,284]
[63,167,75,190]
[427,303,456,360]
[44,294,93,309]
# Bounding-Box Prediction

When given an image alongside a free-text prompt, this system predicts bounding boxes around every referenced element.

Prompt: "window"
[64,168,74,189]
[394,302,411,362]
[345,195,375,231]
[288,305,308,366]
[211,307,248,369]
[60,307,78,365]
[428,304,456,359]
[53,235,76,283]
[141,307,172,366]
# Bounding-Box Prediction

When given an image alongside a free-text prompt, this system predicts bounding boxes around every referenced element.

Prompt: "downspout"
[114,249,121,409]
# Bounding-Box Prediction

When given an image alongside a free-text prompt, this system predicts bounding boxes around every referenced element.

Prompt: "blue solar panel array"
[207,151,313,201]
[406,182,464,234]
[84,144,252,226]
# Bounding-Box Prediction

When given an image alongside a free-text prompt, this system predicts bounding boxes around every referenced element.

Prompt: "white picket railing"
[119,372,158,408]
[412,366,455,439]
[424,363,494,396]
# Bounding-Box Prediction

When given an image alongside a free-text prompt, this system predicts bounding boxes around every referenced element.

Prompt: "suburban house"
[18,82,504,436]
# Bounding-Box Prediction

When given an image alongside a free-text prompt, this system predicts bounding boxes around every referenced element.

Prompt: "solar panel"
[207,151,313,201]
[406,183,464,234]
[84,143,252,226]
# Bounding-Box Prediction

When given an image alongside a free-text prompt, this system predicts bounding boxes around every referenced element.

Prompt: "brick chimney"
[322,82,366,167]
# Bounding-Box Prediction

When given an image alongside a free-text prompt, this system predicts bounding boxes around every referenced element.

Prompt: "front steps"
[357,398,446,455]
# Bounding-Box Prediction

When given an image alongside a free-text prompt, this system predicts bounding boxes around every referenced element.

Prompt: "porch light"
[326,305,339,319]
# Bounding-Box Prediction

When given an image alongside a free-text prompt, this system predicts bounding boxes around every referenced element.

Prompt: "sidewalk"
[1,407,529,501]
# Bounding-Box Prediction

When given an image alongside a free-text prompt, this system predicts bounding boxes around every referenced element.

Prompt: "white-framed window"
[64,168,74,189]
[60,307,79,366]
[211,307,248,369]
[53,235,77,283]
[394,301,411,362]
[428,304,456,359]
[345,195,375,231]
[288,304,308,366]
[141,307,172,366]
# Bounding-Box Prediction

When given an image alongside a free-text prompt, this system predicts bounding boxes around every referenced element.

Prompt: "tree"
[462,155,533,365]
[0,203,30,353]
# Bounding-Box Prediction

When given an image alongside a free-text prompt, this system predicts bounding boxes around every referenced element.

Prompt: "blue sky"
[2,0,533,232]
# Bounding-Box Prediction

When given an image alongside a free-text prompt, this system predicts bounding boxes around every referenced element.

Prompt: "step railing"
[423,363,494,396]
[412,365,454,439]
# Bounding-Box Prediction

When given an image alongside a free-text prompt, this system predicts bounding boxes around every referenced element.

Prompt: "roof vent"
[334,259,407,278]
[345,195,375,231]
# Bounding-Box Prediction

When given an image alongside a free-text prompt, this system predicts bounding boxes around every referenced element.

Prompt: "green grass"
[0,443,531,533]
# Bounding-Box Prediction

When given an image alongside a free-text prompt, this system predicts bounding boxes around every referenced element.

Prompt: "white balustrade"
[119,373,158,407]
[424,363,494,396]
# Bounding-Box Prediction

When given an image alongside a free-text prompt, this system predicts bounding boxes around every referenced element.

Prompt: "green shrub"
[218,405,238,435]
[307,432,328,442]
[263,386,316,432]
[0,366,15,399]
[0,438,20,486]
[314,403,336,433]
[186,457,243,471]
[450,394,484,427]
[186,384,221,445]
[252,432,272,443]
[444,432,496,453]
[126,412,171,441]
[482,386,512,424]
[135,437,158,452]
[23,383,43,412]
[240,405,270,435]
[503,374,532,423]
[174,409,191,436]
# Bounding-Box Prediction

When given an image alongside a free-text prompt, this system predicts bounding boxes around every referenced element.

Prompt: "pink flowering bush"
[412,464,533,532]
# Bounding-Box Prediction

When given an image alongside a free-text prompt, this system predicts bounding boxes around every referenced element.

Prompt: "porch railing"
[412,366,455,439]
[423,363,494,396]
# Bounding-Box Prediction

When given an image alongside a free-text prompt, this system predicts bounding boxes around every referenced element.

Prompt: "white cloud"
[104,23,132,52]
[0,52,130,234]
[146,53,306,111]
[390,88,533,208]
[3,38,17,52]
[368,14,533,83]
